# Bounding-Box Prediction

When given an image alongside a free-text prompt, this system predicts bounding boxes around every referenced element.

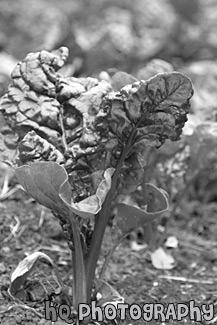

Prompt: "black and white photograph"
[0,1,216,324]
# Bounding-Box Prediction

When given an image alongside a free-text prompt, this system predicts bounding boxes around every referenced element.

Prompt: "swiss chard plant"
[0,47,193,323]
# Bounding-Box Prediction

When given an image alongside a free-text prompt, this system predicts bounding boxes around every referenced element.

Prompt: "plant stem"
[99,238,122,281]
[59,108,68,152]
[68,214,87,310]
[85,127,138,302]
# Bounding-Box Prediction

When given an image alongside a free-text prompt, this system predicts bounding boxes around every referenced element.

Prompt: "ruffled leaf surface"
[18,130,65,165]
[0,47,193,204]
[0,112,18,162]
[0,47,68,153]
[101,72,193,193]
[102,72,193,145]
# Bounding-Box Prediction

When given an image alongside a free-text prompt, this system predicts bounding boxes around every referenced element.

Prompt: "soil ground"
[1,188,217,325]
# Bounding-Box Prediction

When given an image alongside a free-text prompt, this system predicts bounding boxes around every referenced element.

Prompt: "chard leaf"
[15,162,71,217]
[114,184,169,238]
[102,72,193,145]
[18,130,65,165]
[0,112,18,163]
[0,47,68,151]
[9,252,55,295]
[119,152,144,194]
[59,167,115,218]
[0,47,193,206]
[15,162,114,219]
[102,72,193,194]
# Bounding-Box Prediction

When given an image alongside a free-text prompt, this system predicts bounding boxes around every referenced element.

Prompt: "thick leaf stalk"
[85,124,138,302]
[68,214,87,309]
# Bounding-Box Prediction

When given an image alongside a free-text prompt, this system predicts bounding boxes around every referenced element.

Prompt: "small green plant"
[0,47,193,323]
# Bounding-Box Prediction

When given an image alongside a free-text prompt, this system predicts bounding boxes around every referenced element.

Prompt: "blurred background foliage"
[1,0,217,240]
